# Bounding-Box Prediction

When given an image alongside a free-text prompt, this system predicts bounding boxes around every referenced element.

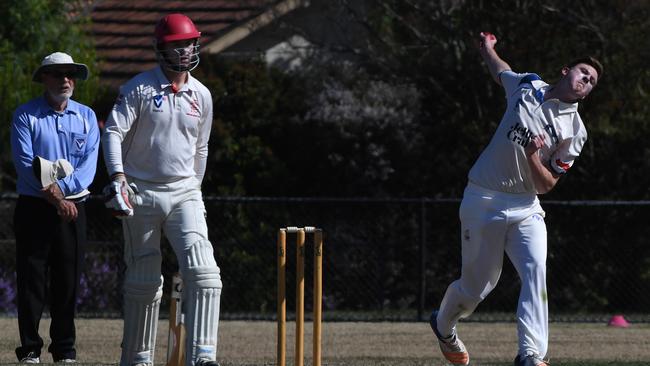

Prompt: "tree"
[333,0,650,199]
[189,0,650,200]
[0,0,100,191]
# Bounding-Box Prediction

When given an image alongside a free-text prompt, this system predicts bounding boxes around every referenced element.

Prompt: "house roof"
[91,0,281,88]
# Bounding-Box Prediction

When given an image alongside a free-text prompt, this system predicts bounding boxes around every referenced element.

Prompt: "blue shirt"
[11,95,100,199]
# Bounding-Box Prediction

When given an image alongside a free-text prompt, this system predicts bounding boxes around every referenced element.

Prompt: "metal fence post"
[418,198,427,321]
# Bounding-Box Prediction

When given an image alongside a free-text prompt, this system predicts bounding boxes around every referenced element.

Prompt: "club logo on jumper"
[507,122,533,147]
[186,98,201,117]
[75,138,85,149]
[153,94,165,111]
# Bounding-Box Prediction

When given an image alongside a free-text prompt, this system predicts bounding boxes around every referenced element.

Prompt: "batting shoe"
[195,358,220,366]
[514,353,549,366]
[429,310,470,365]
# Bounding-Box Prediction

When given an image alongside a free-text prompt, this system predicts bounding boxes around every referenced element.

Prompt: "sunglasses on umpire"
[43,69,78,79]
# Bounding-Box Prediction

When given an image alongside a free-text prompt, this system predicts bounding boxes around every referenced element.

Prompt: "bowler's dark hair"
[567,56,604,80]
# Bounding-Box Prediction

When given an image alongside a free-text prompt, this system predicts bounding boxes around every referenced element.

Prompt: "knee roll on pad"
[123,252,163,300]
[123,275,164,302]
[184,239,217,268]
[182,239,222,288]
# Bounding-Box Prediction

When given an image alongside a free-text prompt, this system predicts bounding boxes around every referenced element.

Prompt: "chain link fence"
[0,194,649,322]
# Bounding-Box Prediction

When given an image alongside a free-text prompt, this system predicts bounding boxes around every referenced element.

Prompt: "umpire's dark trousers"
[13,195,86,361]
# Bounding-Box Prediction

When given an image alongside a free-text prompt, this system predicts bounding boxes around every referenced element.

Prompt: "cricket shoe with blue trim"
[514,353,549,366]
[430,310,470,365]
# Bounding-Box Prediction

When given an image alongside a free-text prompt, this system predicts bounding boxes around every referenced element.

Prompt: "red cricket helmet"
[155,13,201,43]
[154,14,201,72]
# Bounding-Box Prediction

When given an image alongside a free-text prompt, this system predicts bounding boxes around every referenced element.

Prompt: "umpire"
[10,52,99,363]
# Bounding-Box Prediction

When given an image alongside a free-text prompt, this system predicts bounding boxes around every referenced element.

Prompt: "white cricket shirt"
[102,66,213,183]
[468,71,587,194]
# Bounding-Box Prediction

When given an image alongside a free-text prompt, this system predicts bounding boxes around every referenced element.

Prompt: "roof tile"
[92,0,275,87]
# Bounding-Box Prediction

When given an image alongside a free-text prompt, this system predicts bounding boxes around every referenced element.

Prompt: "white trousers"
[125,176,210,260]
[437,182,549,358]
[121,176,222,366]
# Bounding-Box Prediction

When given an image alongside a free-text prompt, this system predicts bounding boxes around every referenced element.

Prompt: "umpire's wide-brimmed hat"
[32,52,89,82]
[33,156,90,200]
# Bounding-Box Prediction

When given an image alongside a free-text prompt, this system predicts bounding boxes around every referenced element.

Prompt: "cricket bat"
[166,273,186,366]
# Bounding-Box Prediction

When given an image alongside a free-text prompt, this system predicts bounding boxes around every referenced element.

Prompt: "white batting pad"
[180,240,223,364]
[186,287,221,363]
[120,269,164,366]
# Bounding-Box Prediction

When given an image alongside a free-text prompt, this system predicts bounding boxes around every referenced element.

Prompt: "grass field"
[0,318,648,365]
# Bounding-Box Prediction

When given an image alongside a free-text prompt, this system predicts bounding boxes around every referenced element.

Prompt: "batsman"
[102,13,221,366]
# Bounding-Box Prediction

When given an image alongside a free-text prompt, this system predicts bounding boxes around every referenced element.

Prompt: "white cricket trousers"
[437,182,549,358]
[120,176,222,366]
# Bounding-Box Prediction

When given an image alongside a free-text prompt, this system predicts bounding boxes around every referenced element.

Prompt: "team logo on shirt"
[507,122,533,147]
[75,138,85,149]
[152,94,166,112]
[153,95,164,108]
[186,99,201,117]
[507,122,559,148]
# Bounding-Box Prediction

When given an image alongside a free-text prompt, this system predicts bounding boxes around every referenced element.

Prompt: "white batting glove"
[103,180,134,218]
